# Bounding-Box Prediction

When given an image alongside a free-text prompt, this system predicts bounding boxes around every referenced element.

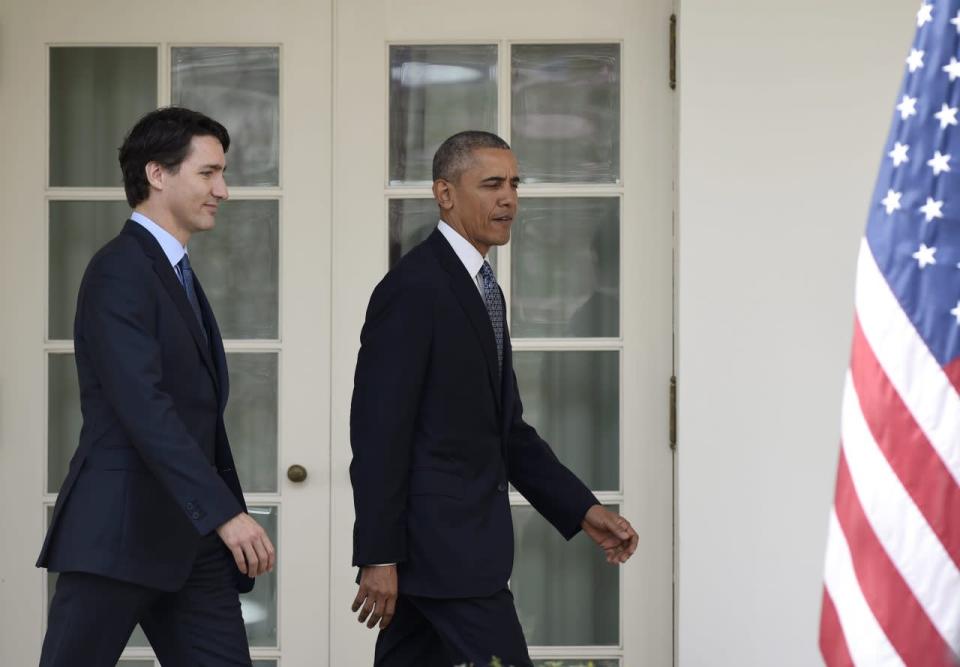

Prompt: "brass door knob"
[287,464,308,483]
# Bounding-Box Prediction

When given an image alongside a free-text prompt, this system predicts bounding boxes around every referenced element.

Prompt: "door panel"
[331,2,674,665]
[0,1,332,664]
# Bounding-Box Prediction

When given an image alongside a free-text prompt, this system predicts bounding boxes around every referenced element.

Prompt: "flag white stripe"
[824,510,904,666]
[855,238,960,485]
[841,373,960,652]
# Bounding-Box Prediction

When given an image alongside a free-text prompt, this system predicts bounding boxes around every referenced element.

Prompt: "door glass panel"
[389,44,498,184]
[188,199,280,339]
[511,198,619,338]
[49,47,157,187]
[388,198,436,267]
[225,354,278,492]
[511,44,620,184]
[172,47,280,187]
[49,200,280,341]
[252,662,277,667]
[512,506,619,646]
[48,354,276,493]
[241,506,278,647]
[48,201,128,340]
[47,354,80,493]
[513,351,618,490]
[388,198,496,271]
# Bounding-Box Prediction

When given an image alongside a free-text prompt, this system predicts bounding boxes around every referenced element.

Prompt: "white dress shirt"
[437,220,488,294]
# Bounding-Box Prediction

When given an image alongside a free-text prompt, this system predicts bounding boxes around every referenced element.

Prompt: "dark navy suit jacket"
[350,229,599,599]
[37,220,251,593]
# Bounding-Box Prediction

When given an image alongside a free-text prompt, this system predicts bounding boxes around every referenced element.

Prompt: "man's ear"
[432,179,454,212]
[144,161,166,192]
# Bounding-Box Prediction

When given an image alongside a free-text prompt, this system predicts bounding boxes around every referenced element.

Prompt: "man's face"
[434,148,519,256]
[159,135,228,239]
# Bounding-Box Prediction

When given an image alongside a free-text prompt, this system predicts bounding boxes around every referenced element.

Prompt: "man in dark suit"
[349,131,639,666]
[38,107,275,667]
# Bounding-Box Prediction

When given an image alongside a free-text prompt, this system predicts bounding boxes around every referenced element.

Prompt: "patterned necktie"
[479,261,504,376]
[177,253,207,342]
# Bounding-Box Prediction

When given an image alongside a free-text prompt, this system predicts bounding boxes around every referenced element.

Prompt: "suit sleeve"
[80,255,243,536]
[506,369,600,540]
[349,276,433,567]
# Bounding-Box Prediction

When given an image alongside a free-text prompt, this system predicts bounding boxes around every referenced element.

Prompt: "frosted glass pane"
[512,506,619,646]
[241,506,278,647]
[514,351,618,490]
[49,201,128,340]
[533,661,618,667]
[50,47,157,187]
[48,201,278,340]
[188,200,279,339]
[388,199,436,267]
[172,47,279,187]
[224,354,278,493]
[389,45,498,184]
[511,44,620,184]
[252,662,277,667]
[388,199,496,271]
[49,353,276,494]
[511,198,619,338]
[47,354,81,493]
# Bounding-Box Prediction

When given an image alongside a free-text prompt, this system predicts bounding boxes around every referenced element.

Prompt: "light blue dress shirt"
[130,211,189,283]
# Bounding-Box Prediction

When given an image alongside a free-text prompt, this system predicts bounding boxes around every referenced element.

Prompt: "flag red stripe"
[851,317,960,570]
[820,586,855,667]
[944,355,960,396]
[833,451,952,666]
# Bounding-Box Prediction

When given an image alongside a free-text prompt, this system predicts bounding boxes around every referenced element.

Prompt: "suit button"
[498,482,508,492]
[186,501,195,510]
[191,512,201,520]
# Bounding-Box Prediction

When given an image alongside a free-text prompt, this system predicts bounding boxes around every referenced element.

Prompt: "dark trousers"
[39,534,251,667]
[374,589,533,667]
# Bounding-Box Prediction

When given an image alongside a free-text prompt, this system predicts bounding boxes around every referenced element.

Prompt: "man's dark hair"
[432,130,511,183]
[118,107,230,207]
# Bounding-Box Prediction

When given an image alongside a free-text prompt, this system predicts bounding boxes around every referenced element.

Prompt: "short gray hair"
[432,131,511,183]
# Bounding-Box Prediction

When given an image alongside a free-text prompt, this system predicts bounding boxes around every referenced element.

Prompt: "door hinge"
[669,375,677,450]
[669,14,677,90]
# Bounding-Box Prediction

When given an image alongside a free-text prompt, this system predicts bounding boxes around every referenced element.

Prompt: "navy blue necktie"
[479,261,503,376]
[177,254,207,342]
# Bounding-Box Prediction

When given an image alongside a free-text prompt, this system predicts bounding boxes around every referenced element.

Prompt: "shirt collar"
[437,221,485,280]
[130,211,187,268]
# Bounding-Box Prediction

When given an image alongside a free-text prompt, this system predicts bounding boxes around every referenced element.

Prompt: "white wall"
[677,1,914,664]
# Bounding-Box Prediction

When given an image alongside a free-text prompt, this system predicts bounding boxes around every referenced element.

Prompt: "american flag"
[820,2,960,665]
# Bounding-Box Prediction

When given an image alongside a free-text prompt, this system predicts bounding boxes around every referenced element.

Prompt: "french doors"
[0,0,674,664]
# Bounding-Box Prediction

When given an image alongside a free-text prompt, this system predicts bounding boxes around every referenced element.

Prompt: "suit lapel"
[123,221,220,391]
[428,230,502,409]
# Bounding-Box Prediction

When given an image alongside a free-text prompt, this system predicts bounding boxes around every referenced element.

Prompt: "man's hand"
[352,565,398,630]
[216,513,276,577]
[581,504,639,564]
